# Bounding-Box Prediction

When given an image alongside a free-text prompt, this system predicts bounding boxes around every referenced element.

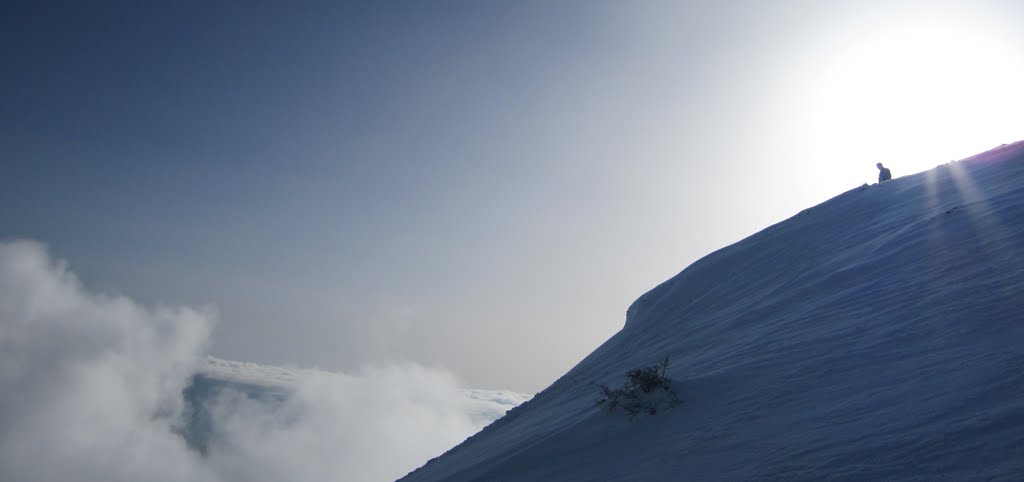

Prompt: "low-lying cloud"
[0,240,527,482]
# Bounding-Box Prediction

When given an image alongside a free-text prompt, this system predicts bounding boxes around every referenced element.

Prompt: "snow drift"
[402,141,1024,481]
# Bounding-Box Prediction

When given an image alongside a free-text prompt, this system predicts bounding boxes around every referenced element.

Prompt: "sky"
[3,0,1024,393]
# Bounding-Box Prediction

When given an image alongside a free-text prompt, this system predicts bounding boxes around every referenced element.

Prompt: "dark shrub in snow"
[595,356,680,418]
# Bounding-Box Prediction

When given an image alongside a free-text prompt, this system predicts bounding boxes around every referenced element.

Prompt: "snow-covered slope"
[402,141,1024,481]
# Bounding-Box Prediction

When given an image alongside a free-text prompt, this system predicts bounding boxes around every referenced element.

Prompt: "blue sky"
[4,1,1023,392]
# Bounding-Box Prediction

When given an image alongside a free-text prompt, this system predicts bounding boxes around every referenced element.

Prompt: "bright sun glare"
[802,8,1024,183]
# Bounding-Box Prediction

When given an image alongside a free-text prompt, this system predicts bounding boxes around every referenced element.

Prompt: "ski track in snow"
[402,142,1024,481]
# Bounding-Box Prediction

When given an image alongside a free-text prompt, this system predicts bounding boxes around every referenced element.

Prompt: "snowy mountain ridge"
[198,356,306,388]
[402,141,1024,481]
[195,356,531,409]
[183,356,532,451]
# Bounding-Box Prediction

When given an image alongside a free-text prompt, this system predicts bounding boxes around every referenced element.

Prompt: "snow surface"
[402,141,1024,481]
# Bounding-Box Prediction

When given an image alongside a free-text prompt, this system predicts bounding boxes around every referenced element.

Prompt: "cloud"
[0,240,216,482]
[0,240,527,482]
[193,360,528,482]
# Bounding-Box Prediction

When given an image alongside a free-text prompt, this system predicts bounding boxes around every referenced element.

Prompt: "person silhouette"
[877,162,892,183]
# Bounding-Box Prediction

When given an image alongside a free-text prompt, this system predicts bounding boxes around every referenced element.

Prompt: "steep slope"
[402,141,1024,481]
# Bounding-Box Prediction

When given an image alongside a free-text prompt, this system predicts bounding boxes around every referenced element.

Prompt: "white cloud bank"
[0,240,528,482]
